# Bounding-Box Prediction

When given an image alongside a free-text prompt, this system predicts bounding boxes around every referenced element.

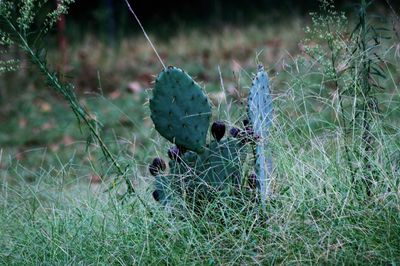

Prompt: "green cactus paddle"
[248,65,274,202]
[150,66,211,153]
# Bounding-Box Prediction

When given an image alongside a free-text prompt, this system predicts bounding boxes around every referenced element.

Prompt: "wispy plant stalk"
[0,1,152,213]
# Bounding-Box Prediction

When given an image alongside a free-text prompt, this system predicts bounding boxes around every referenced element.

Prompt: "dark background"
[63,0,397,40]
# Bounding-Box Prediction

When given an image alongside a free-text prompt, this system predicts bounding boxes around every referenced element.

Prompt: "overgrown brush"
[0,0,150,208]
[301,0,397,198]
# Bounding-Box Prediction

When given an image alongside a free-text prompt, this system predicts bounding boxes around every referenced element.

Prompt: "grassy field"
[1,6,400,265]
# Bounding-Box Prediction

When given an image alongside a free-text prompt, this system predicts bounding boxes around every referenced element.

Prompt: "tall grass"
[1,111,399,264]
[0,0,150,208]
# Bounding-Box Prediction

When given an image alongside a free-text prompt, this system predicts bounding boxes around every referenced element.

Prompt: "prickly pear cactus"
[150,66,211,153]
[148,65,271,207]
[247,65,273,202]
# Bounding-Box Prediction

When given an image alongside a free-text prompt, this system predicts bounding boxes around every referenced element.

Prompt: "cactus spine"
[247,65,273,202]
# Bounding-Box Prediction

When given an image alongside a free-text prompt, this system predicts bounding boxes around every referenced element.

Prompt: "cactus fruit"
[247,65,273,202]
[149,157,166,176]
[152,190,161,201]
[229,127,240,138]
[168,146,181,161]
[153,174,172,204]
[150,66,211,153]
[211,121,226,142]
[243,119,254,136]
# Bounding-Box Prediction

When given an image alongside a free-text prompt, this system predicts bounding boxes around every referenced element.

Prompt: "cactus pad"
[247,65,273,202]
[153,138,247,204]
[191,138,244,189]
[248,65,273,138]
[150,66,211,153]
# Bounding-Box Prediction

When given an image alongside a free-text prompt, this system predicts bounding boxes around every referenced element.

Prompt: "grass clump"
[1,142,399,264]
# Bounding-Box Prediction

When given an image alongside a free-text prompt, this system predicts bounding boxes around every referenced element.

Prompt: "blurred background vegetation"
[56,0,398,41]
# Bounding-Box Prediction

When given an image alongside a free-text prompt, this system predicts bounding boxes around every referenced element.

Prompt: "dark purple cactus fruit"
[211,121,226,142]
[230,127,240,138]
[248,173,257,189]
[168,146,181,161]
[253,134,261,142]
[148,164,158,176]
[243,119,254,136]
[152,190,160,201]
[232,128,250,145]
[149,157,166,176]
[232,119,259,144]
[245,125,254,136]
[240,135,249,145]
